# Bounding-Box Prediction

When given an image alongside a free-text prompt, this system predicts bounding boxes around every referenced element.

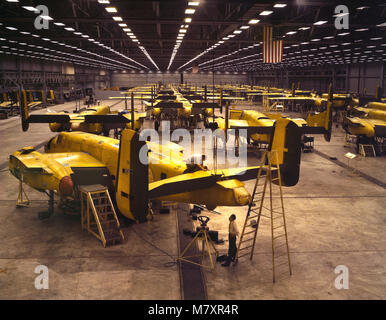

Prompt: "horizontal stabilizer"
[156,102,183,109]
[184,95,204,100]
[148,173,221,198]
[231,126,274,135]
[27,114,71,123]
[156,95,177,101]
[84,114,131,123]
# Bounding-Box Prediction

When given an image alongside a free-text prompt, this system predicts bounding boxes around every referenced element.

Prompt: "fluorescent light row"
[7,1,147,70]
[168,2,200,70]
[100,3,159,70]
[0,37,126,70]
[177,3,288,71]
[176,25,249,71]
[195,43,261,69]
[0,46,119,70]
[53,22,146,69]
[1,24,140,70]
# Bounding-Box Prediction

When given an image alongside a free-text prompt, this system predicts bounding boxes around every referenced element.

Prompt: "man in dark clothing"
[222,214,239,267]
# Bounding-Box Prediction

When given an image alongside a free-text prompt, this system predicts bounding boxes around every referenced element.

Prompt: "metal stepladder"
[79,184,124,247]
[235,150,292,283]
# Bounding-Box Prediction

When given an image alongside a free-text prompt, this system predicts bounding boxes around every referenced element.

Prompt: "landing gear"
[38,190,54,220]
[16,179,30,208]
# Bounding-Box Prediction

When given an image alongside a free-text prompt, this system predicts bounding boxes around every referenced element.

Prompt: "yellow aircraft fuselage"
[9,130,252,220]
[344,102,386,138]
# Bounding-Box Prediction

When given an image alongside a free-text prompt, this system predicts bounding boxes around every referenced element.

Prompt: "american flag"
[263,26,283,64]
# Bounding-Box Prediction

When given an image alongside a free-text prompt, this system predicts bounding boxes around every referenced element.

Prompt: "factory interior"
[0,0,385,302]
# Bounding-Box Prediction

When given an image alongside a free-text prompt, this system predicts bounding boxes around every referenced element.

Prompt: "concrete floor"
[0,98,385,299]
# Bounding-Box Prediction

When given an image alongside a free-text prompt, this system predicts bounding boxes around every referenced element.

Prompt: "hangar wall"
[249,61,385,95]
[1,54,383,97]
[0,55,111,101]
[110,71,248,88]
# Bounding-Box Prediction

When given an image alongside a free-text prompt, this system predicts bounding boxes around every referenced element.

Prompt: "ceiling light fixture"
[105,7,117,13]
[314,20,327,25]
[260,11,273,16]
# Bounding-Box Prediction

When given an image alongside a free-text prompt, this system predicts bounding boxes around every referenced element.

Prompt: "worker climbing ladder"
[79,185,124,247]
[235,150,292,283]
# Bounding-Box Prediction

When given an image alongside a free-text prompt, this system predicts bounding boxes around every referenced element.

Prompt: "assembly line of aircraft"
[5,82,384,232]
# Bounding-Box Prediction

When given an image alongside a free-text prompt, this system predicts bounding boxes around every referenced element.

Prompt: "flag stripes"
[263,26,283,63]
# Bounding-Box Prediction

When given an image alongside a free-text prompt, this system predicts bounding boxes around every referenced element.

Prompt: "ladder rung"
[105,236,123,243]
[98,211,115,217]
[247,214,259,220]
[262,206,283,212]
[237,252,251,259]
[243,230,257,236]
[249,209,260,215]
[273,234,286,240]
[100,220,116,225]
[91,196,108,201]
[103,227,120,233]
[94,203,111,209]
[273,224,284,230]
[239,245,253,251]
[239,237,255,243]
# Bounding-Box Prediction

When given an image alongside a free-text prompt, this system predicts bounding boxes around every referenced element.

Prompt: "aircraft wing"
[148,166,261,199]
[54,152,105,166]
[148,171,222,198]
[9,150,109,195]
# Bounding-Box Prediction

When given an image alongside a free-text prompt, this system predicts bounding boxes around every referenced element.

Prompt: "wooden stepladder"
[235,150,292,283]
[79,185,124,247]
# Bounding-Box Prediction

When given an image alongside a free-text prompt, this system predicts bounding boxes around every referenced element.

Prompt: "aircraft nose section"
[233,186,251,206]
[59,176,74,196]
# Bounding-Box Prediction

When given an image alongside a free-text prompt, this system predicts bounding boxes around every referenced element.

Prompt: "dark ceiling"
[0,0,385,72]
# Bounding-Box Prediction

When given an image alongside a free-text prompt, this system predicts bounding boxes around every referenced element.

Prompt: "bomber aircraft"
[8,96,331,223]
